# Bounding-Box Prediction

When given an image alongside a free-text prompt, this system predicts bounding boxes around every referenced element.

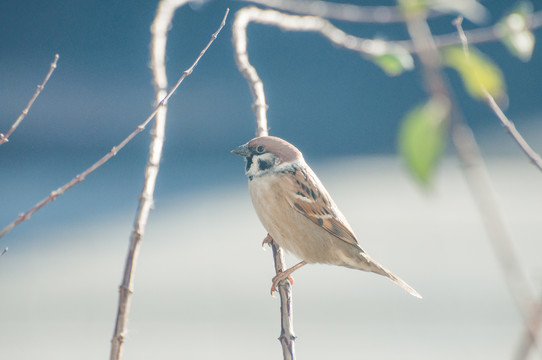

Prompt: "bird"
[232,136,422,298]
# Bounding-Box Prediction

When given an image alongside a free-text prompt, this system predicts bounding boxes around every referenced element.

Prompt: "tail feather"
[357,252,422,299]
[379,267,422,299]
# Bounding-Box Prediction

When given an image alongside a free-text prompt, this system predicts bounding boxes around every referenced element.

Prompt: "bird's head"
[231,136,303,178]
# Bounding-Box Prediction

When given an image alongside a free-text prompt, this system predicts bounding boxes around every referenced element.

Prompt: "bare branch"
[0,54,59,146]
[0,11,228,243]
[236,7,410,57]
[108,6,229,360]
[399,3,541,356]
[516,302,542,360]
[232,7,412,136]
[271,242,296,360]
[400,10,542,52]
[232,8,269,136]
[233,8,297,359]
[453,16,542,360]
[240,1,542,53]
[239,0,444,23]
[451,124,541,358]
[452,17,542,173]
[234,6,542,58]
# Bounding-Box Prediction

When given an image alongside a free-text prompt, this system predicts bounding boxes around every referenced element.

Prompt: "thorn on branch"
[18,212,31,222]
[49,190,60,199]
[113,334,126,344]
[251,102,269,111]
[278,333,297,342]
[137,193,154,204]
[119,284,134,295]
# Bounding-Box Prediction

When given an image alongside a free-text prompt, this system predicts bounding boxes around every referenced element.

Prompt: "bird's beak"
[231,143,251,157]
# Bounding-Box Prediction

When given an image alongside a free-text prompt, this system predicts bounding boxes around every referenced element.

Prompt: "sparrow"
[232,136,422,298]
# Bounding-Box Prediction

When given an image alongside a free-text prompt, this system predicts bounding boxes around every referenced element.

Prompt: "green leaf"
[498,2,535,61]
[371,52,414,76]
[399,0,428,17]
[442,46,506,100]
[365,40,414,76]
[399,97,450,185]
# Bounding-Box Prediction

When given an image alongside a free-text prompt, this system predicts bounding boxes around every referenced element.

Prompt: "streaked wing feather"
[284,166,359,247]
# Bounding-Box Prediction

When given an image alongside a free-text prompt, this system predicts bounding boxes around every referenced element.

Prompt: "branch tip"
[452,16,463,27]
[454,14,542,174]
[0,53,59,147]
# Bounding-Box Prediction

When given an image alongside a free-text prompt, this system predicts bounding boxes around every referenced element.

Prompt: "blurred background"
[1,0,542,359]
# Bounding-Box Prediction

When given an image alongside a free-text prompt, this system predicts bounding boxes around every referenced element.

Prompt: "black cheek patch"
[258,158,273,171]
[245,155,253,172]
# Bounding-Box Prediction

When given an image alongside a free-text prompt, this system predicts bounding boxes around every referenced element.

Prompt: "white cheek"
[246,153,278,177]
[246,158,260,177]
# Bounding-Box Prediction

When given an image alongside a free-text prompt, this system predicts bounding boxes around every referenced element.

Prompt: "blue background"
[1,0,541,246]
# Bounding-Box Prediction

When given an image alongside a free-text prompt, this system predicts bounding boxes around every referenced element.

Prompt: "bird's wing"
[283,166,360,247]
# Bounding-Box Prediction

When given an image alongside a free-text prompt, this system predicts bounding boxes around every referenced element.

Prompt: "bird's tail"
[377,265,422,299]
[357,253,422,299]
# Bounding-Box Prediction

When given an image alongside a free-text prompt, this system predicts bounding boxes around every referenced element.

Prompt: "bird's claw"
[270,273,294,296]
[262,234,273,249]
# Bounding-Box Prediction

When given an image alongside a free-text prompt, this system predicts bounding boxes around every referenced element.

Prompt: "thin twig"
[232,7,411,134]
[0,11,228,242]
[400,3,541,356]
[239,0,442,23]
[108,6,229,360]
[233,8,296,359]
[453,17,542,360]
[451,123,541,358]
[236,7,411,57]
[240,1,542,52]
[400,10,542,53]
[516,295,542,360]
[236,5,542,60]
[0,54,59,146]
[232,8,269,136]
[0,247,7,257]
[234,6,542,75]
[271,242,296,360]
[452,17,542,173]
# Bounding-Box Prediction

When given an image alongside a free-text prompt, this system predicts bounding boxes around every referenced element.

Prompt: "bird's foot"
[269,260,307,296]
[270,273,294,296]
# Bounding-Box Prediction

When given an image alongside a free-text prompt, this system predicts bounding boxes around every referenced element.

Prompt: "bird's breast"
[247,173,353,265]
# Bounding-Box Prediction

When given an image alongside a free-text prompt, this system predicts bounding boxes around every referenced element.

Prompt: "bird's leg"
[261,233,273,249]
[271,260,307,295]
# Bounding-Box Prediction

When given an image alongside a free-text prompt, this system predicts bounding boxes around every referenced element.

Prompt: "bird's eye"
[256,145,265,153]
